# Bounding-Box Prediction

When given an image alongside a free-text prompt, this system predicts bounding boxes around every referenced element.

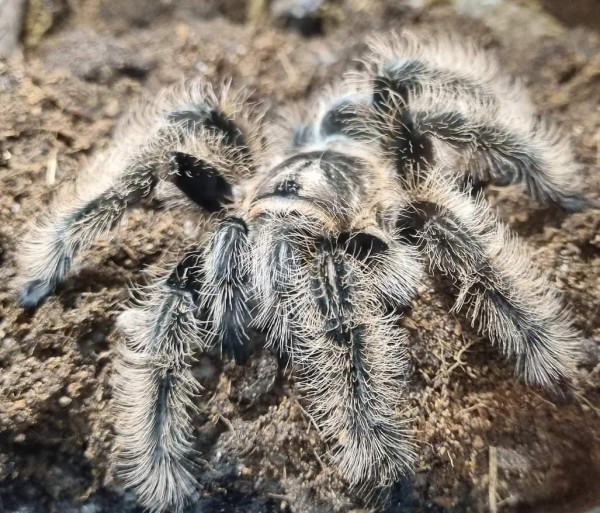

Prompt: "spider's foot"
[545,375,576,405]
[18,279,54,308]
[559,194,600,212]
[529,371,576,405]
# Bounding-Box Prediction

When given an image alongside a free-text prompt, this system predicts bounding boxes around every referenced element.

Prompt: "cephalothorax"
[17,33,594,512]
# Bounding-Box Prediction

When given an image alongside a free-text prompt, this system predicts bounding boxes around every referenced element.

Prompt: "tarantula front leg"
[201,216,253,362]
[117,212,253,512]
[18,80,262,307]
[17,156,158,308]
[115,250,206,512]
[252,216,422,488]
[398,173,580,394]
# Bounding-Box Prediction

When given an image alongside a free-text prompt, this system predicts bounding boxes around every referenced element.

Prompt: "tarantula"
[17,33,594,512]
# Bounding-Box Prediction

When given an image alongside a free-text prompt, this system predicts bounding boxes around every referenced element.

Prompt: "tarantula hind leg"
[399,175,580,398]
[16,147,238,311]
[115,250,206,513]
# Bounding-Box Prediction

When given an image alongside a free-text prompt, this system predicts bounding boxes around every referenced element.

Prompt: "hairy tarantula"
[17,33,595,512]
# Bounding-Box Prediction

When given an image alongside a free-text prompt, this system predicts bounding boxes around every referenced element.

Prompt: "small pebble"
[472,435,485,451]
[58,396,72,407]
[104,98,120,117]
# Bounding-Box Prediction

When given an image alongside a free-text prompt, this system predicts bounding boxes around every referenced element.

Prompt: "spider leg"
[291,92,372,147]
[201,216,253,362]
[17,156,158,308]
[369,70,595,211]
[18,81,263,307]
[365,32,533,117]
[115,250,205,513]
[250,216,304,353]
[293,28,514,149]
[299,231,421,487]
[416,102,594,211]
[252,215,422,488]
[398,172,580,394]
[117,215,254,511]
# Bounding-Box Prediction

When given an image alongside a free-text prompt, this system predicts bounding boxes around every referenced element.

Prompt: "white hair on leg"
[293,234,418,489]
[401,169,581,392]
[252,211,420,488]
[114,251,207,512]
[250,213,324,354]
[408,87,591,210]
[17,78,266,307]
[332,32,594,210]
[364,31,534,117]
[200,217,253,361]
[17,151,158,307]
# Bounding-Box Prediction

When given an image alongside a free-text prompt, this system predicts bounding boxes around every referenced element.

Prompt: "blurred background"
[0,1,599,512]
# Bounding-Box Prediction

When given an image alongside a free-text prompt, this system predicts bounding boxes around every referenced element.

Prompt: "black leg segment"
[168,151,234,212]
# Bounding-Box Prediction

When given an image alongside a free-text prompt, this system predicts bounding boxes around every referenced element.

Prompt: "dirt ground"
[0,0,599,512]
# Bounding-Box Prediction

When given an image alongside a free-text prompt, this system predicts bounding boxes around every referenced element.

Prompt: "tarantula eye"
[275,178,301,196]
[168,151,233,212]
